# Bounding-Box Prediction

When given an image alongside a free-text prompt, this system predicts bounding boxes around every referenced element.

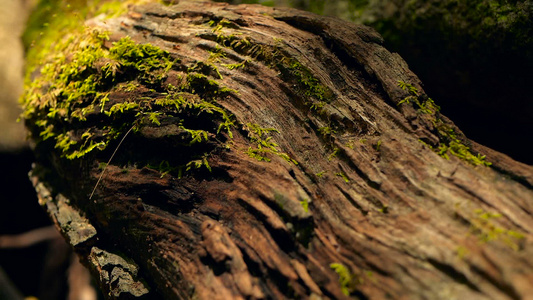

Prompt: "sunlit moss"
[330,263,359,296]
[398,81,491,166]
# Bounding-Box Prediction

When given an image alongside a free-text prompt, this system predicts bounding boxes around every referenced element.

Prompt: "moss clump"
[335,172,350,183]
[208,18,240,32]
[22,29,177,159]
[245,123,297,164]
[182,73,237,99]
[22,21,236,177]
[107,37,175,84]
[299,198,309,213]
[397,81,491,167]
[330,263,360,296]
[315,170,326,177]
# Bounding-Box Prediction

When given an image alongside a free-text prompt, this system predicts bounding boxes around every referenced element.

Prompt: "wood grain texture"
[25,1,532,299]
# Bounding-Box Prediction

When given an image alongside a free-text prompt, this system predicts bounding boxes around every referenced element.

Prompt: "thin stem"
[89,125,135,200]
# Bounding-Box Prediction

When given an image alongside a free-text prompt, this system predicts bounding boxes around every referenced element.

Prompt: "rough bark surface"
[25,1,533,299]
[357,0,533,164]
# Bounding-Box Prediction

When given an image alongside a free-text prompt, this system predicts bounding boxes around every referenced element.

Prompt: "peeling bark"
[24,1,533,299]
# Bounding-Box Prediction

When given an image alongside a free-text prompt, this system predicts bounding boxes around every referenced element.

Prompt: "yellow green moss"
[22,16,236,178]
[469,208,525,251]
[330,263,359,296]
[397,81,491,167]
[245,123,297,164]
[299,199,309,213]
[335,172,350,183]
[22,28,179,158]
[315,170,326,177]
[208,22,333,111]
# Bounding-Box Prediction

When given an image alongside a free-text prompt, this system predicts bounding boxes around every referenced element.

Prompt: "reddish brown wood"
[27,1,532,299]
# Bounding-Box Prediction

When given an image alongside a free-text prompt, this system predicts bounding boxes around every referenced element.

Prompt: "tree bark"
[23,1,533,299]
[356,0,533,165]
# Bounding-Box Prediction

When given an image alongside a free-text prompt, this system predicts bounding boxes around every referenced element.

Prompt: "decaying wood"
[25,1,532,299]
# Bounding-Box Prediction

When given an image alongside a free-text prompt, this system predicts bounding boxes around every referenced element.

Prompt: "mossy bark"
[355,0,533,164]
[214,0,533,163]
[24,1,533,299]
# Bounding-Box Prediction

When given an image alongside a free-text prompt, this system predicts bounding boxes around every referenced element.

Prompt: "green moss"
[107,36,175,84]
[315,170,327,177]
[284,60,330,103]
[222,59,249,70]
[209,18,240,33]
[397,81,491,167]
[469,208,525,251]
[377,205,389,214]
[327,148,339,161]
[211,29,333,111]
[22,14,236,180]
[318,126,336,137]
[374,140,382,152]
[330,263,359,296]
[245,123,298,164]
[185,154,212,172]
[188,60,223,80]
[455,245,470,259]
[299,199,310,213]
[153,94,235,138]
[183,73,237,97]
[22,28,178,158]
[21,1,151,161]
[335,172,350,183]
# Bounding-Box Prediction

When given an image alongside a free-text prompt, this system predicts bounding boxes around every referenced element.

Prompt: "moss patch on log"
[204,18,334,111]
[22,21,236,176]
[22,1,339,174]
[397,81,491,167]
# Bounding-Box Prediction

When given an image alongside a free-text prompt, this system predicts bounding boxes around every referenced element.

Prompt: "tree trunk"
[22,1,533,299]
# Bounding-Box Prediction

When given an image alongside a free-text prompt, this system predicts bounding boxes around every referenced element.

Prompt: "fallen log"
[22,1,533,299]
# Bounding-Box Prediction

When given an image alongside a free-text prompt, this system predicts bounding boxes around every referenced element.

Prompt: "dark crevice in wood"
[337,187,369,216]
[236,197,296,253]
[491,165,533,190]
[470,264,522,300]
[427,258,481,293]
